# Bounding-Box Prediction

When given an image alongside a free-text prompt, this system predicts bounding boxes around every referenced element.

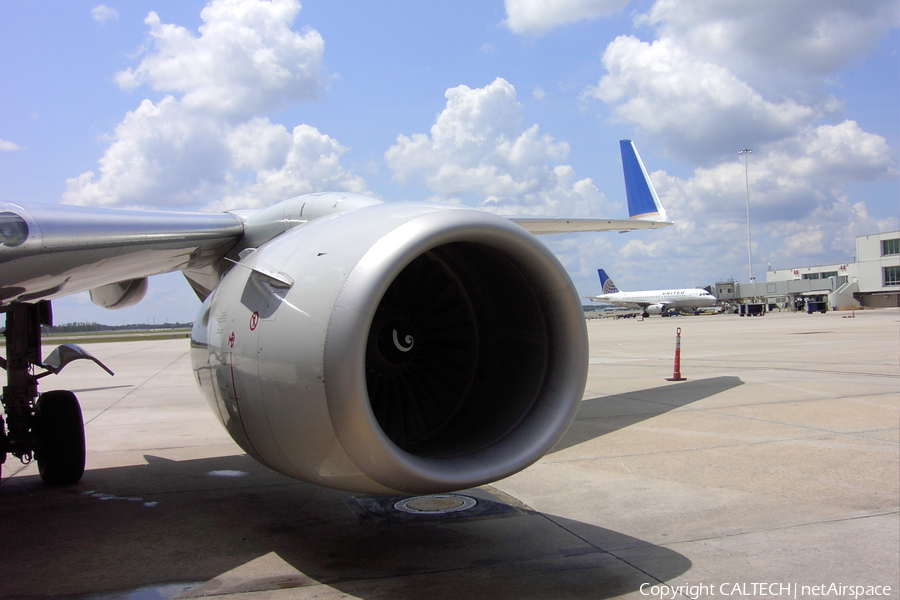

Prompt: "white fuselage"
[592,288,717,313]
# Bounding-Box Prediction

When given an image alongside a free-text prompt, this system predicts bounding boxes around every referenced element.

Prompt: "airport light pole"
[739,148,753,281]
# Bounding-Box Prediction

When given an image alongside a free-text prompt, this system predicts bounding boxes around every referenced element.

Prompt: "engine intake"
[192,201,587,494]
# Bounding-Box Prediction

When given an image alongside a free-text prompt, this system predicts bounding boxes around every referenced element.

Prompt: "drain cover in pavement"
[394,494,477,515]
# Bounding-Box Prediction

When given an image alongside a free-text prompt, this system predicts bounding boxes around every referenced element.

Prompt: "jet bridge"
[722,276,859,312]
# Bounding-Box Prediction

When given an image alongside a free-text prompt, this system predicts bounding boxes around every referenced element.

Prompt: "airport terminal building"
[716,230,900,310]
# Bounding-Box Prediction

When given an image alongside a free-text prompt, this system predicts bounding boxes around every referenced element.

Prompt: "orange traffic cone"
[666,327,686,381]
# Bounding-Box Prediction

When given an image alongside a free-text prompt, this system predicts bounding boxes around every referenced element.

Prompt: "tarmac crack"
[535,511,673,586]
[650,510,900,550]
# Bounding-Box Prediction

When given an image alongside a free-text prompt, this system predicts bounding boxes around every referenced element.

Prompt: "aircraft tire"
[34,390,86,485]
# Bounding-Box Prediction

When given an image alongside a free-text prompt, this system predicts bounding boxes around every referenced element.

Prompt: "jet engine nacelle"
[190,201,588,495]
[645,303,666,315]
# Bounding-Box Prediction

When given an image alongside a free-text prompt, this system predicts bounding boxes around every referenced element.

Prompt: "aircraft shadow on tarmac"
[1,452,692,599]
[552,376,744,454]
[0,376,742,598]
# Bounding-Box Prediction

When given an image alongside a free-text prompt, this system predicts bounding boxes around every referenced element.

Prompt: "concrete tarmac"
[1,309,897,599]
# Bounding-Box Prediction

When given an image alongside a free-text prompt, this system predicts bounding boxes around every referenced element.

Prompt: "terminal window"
[885,266,900,286]
[883,238,900,256]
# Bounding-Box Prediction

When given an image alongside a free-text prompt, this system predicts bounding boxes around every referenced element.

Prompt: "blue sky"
[1,0,897,325]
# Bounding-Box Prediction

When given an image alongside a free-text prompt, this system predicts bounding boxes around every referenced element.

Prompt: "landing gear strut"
[0,301,87,485]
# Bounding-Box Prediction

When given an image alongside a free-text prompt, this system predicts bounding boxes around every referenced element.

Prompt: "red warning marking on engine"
[249,311,259,331]
[228,331,236,348]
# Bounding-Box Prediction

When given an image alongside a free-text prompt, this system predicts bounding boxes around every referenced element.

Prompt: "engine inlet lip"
[324,203,587,494]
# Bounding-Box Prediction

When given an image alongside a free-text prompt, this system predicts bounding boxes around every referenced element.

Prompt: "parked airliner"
[589,269,717,317]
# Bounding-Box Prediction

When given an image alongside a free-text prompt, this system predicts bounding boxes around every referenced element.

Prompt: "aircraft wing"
[510,140,675,234]
[0,202,244,309]
[512,217,672,235]
[0,197,672,308]
[589,298,648,309]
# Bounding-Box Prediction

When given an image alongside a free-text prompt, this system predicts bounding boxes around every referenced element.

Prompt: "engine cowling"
[645,303,666,315]
[190,201,588,494]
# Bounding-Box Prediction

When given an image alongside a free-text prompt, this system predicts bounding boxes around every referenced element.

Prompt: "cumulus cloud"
[577,1,899,165]
[114,0,327,119]
[504,0,631,35]
[0,139,20,152]
[91,5,119,23]
[767,121,898,185]
[585,36,821,162]
[64,97,231,208]
[65,0,364,211]
[385,78,612,217]
[643,0,900,98]
[211,119,367,211]
[657,122,896,226]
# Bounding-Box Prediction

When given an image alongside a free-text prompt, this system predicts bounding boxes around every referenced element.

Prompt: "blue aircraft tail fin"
[597,269,620,294]
[620,140,669,222]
